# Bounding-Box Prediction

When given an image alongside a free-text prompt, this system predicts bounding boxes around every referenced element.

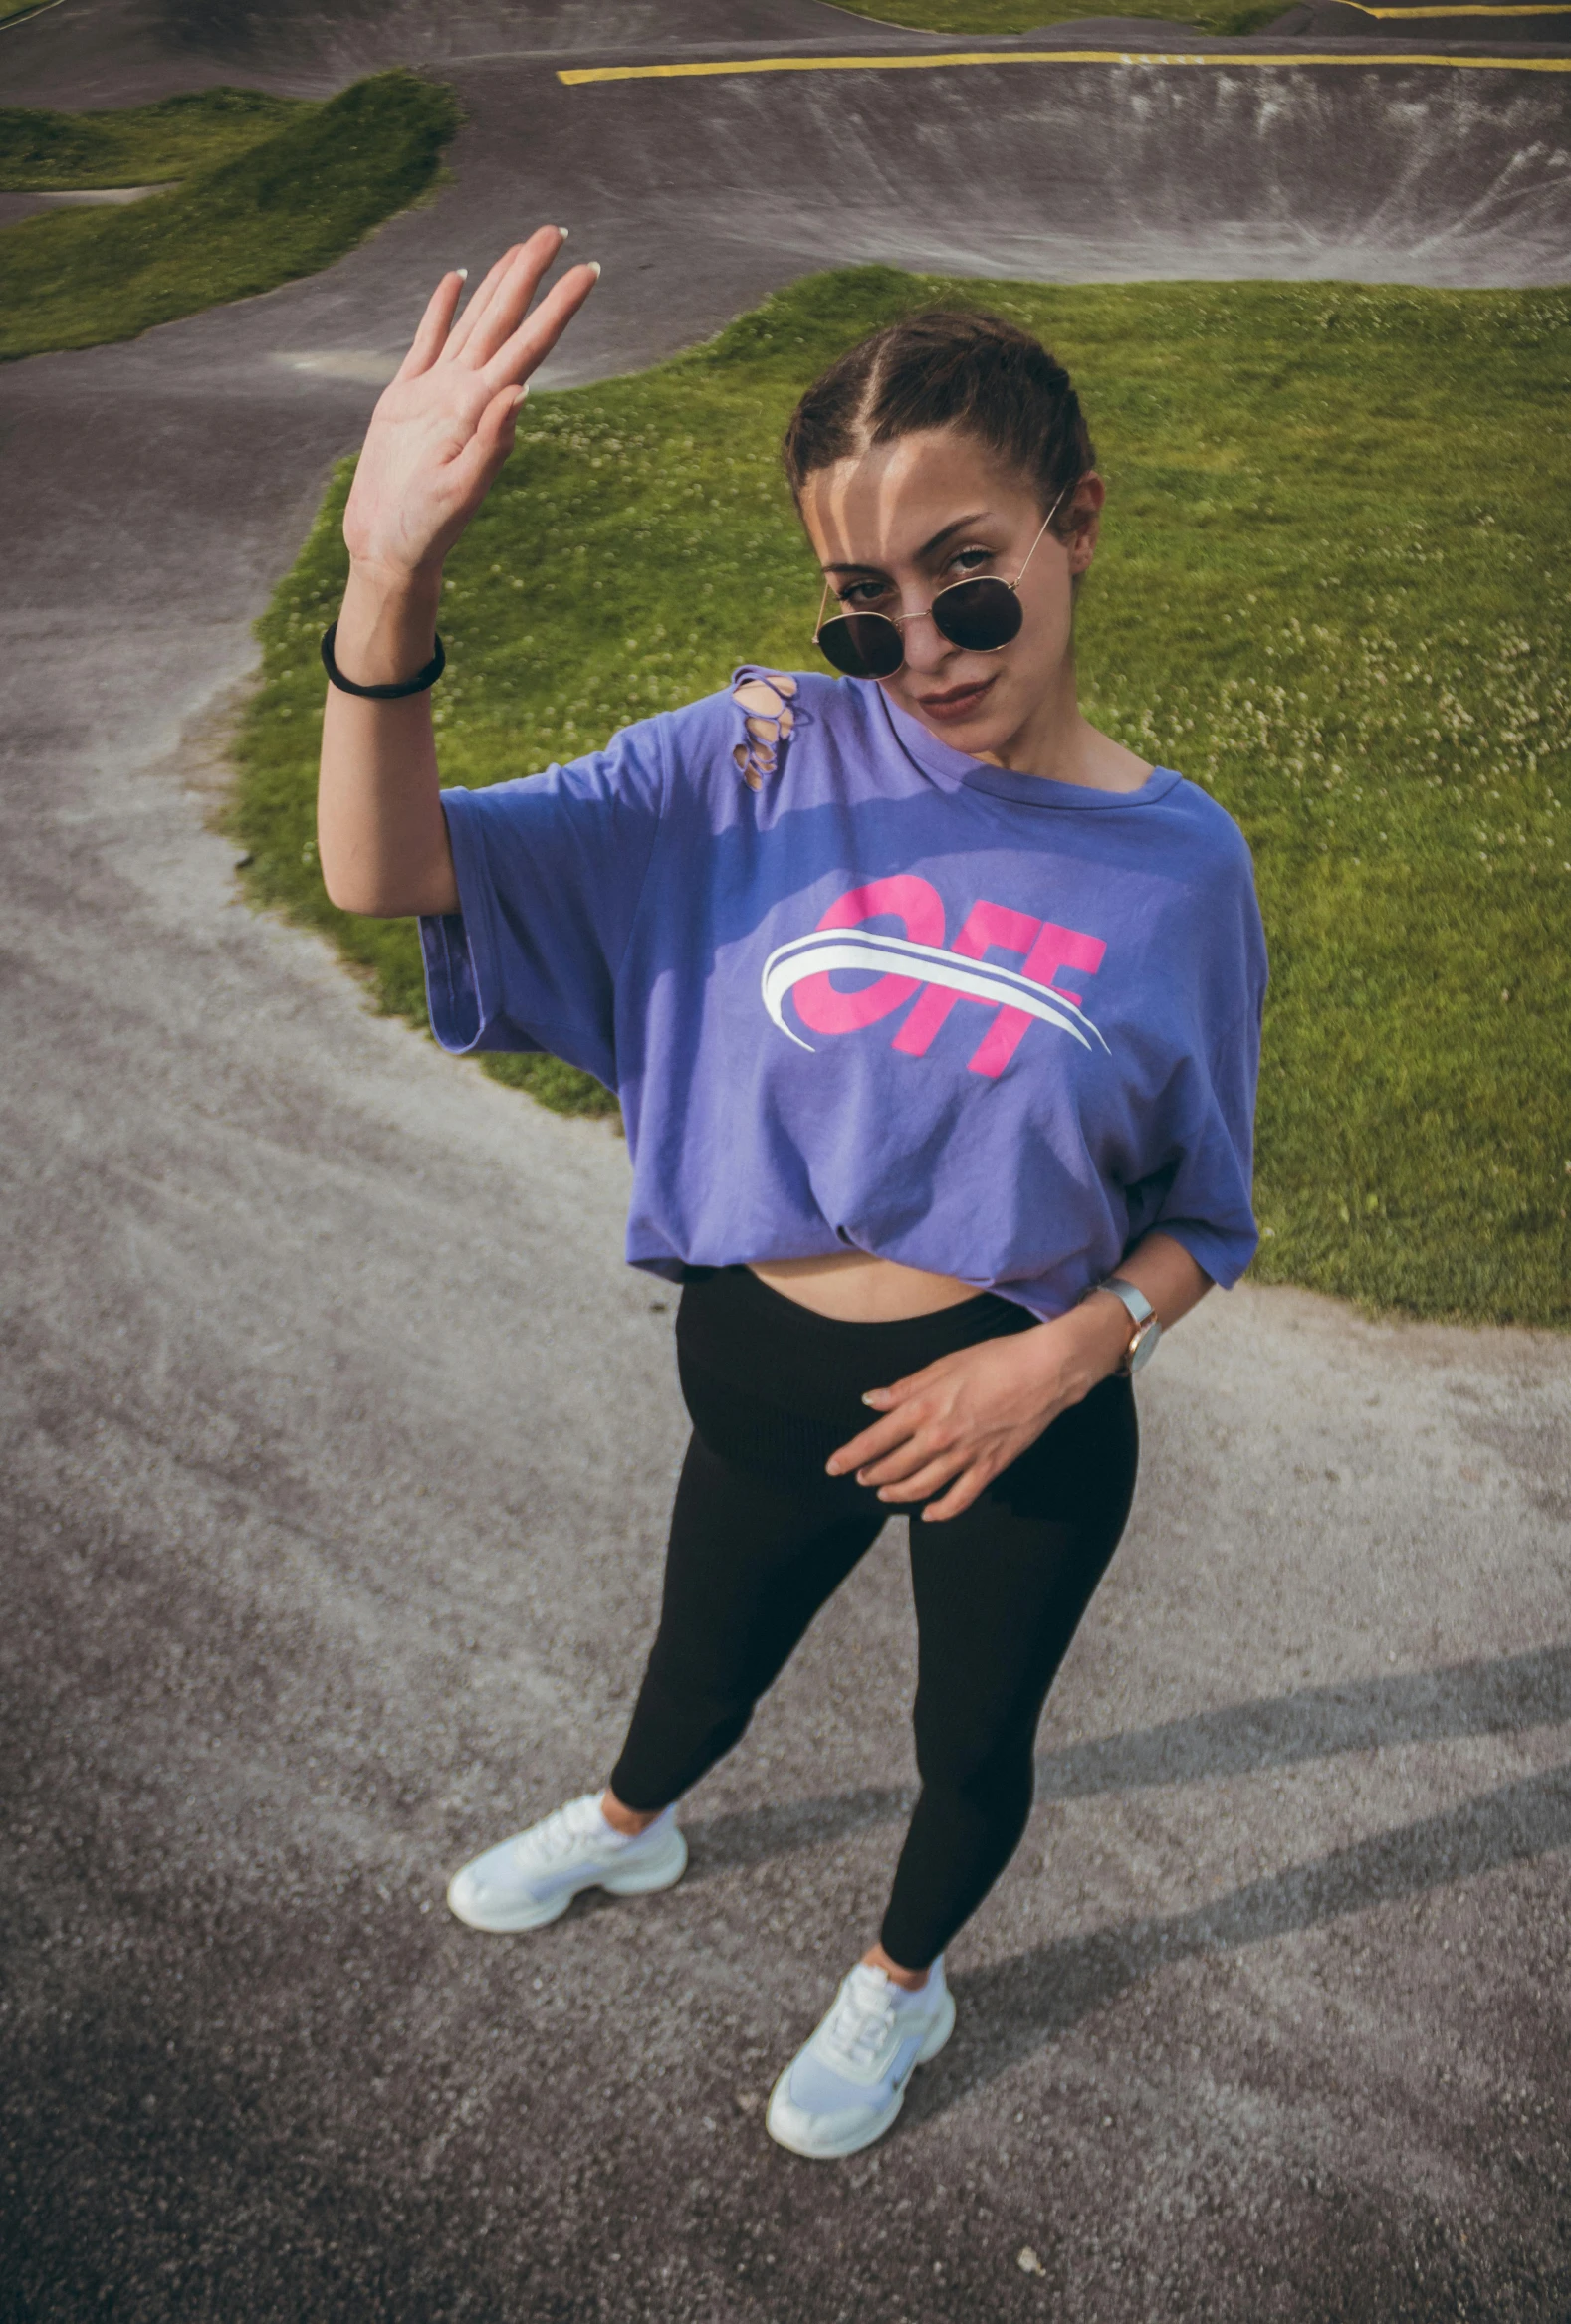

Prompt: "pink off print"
[893,901,1106,1079]
[789,875,948,1037]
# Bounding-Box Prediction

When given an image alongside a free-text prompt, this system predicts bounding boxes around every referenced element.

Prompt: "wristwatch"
[1088,1276,1162,1374]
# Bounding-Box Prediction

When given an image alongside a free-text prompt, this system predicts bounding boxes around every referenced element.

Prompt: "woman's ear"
[1064,471,1105,577]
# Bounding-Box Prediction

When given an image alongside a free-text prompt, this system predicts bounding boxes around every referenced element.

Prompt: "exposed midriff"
[747,1250,982,1322]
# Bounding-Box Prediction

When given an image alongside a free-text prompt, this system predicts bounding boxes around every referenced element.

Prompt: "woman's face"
[799,426,1101,756]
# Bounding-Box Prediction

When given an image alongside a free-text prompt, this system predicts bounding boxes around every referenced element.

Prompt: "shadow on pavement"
[683,1641,1571,1877]
[923,1753,1571,2120]
[1033,1641,1571,1796]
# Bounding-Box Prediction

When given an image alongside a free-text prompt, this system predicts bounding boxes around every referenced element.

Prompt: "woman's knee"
[913,1728,1035,1831]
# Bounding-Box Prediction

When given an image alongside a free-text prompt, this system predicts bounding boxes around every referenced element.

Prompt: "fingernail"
[861,1392,880,1407]
[877,1489,893,1502]
[557,225,569,239]
[454,267,468,281]
[587,260,602,280]
[513,385,529,408]
[824,1460,839,1476]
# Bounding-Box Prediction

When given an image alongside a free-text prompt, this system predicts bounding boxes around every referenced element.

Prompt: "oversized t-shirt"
[419,667,1267,1319]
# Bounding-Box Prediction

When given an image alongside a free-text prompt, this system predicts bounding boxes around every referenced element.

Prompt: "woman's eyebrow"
[822,511,996,575]
[917,510,993,559]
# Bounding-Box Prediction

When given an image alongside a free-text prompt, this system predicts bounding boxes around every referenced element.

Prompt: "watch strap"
[1089,1276,1161,1374]
[1098,1276,1155,1331]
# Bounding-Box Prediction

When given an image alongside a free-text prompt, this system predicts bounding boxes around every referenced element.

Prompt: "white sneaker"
[445,1794,687,1932]
[766,1957,955,2159]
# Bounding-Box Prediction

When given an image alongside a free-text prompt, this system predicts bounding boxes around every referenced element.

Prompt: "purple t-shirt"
[420,668,1266,1319]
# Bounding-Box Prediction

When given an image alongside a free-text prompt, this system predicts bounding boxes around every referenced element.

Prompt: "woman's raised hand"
[342,228,598,584]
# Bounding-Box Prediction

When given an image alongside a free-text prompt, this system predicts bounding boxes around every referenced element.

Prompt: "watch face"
[1126,1316,1161,1373]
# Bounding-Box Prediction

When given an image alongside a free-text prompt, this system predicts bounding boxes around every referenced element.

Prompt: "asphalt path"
[3,3,1570,2318]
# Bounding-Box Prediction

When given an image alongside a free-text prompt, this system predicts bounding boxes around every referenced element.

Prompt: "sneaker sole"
[446,1827,688,1933]
[765,1988,957,2160]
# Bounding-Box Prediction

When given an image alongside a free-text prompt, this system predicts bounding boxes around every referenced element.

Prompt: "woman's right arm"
[317,228,598,919]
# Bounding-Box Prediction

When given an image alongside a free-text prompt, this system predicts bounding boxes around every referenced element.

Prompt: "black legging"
[609,1266,1139,1970]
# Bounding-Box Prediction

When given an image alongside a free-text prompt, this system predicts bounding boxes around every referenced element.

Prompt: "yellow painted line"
[560,47,1571,84]
[1341,0,1571,12]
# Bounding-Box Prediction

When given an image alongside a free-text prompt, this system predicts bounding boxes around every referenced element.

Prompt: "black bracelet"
[321,619,446,699]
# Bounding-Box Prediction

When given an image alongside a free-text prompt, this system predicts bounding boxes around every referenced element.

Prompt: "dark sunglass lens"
[932,578,1022,654]
[816,612,904,680]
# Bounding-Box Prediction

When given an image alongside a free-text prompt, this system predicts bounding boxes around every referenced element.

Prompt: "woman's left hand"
[826,1306,1128,1524]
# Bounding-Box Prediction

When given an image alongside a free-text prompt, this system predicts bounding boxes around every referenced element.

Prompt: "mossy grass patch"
[0,71,460,362]
[233,267,1571,1326]
[0,86,302,190]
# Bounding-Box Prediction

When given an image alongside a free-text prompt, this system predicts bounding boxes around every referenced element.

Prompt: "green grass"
[233,267,1571,1326]
[0,73,460,362]
[830,0,1289,38]
[0,86,302,190]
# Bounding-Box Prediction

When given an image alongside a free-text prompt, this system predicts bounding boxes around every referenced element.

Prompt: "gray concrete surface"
[2,3,1569,2318]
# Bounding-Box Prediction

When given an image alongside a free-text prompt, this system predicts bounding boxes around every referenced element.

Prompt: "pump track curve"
[2,4,1569,2320]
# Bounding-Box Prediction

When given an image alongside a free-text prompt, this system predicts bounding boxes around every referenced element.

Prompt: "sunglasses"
[812,486,1069,682]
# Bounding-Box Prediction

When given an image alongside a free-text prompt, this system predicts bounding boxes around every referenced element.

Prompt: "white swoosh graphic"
[761,929,1109,1055]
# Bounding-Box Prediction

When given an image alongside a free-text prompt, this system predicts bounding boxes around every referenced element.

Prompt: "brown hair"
[781,309,1096,529]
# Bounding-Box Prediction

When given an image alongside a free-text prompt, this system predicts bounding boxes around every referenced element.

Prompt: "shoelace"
[823,1973,899,2069]
[521,1798,604,1865]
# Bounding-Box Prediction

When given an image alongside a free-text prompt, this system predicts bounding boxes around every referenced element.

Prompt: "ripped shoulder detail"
[728,666,801,793]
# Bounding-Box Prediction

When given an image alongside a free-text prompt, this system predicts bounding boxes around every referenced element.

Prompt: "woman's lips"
[916,675,995,723]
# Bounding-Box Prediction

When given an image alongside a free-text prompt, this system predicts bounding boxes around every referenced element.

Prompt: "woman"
[317,229,1265,2161]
